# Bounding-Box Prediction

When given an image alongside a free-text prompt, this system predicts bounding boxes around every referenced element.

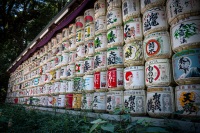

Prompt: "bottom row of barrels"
[9,85,200,117]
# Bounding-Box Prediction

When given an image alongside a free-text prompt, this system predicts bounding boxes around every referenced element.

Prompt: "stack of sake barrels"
[81,9,95,111]
[122,0,146,116]
[105,0,124,113]
[141,0,176,117]
[73,15,86,110]
[64,22,77,110]
[167,0,200,117]
[92,0,108,112]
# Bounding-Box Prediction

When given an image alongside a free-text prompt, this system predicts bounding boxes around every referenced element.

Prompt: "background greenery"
[0,0,70,103]
[0,104,185,133]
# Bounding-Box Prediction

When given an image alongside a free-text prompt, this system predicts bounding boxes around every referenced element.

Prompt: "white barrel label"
[85,40,95,56]
[107,26,123,47]
[124,90,146,114]
[95,16,107,35]
[147,87,174,117]
[171,16,200,52]
[107,46,123,67]
[122,0,140,22]
[124,66,145,90]
[144,31,171,60]
[123,41,143,66]
[94,0,106,18]
[93,92,106,110]
[107,8,122,29]
[84,57,94,73]
[85,23,95,41]
[124,18,142,43]
[94,51,107,70]
[107,68,123,89]
[143,7,168,36]
[94,33,107,52]
[145,59,172,86]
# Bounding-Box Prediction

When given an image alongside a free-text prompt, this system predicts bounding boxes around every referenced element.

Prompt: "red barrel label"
[107,68,117,88]
[94,72,100,89]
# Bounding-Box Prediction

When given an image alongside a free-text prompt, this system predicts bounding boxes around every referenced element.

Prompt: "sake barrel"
[55,68,61,81]
[66,64,75,79]
[95,16,107,35]
[62,40,70,52]
[145,59,173,87]
[84,23,95,41]
[93,92,107,112]
[66,79,74,93]
[61,52,69,66]
[124,66,145,90]
[172,48,200,85]
[123,41,144,66]
[48,41,52,51]
[33,77,39,86]
[147,87,174,117]
[94,33,107,52]
[66,93,73,109]
[50,59,55,71]
[76,29,84,46]
[81,93,93,111]
[75,16,85,30]
[60,80,66,94]
[60,66,67,80]
[51,37,57,47]
[62,28,69,41]
[72,93,82,110]
[69,24,76,38]
[124,90,146,116]
[48,96,53,107]
[175,84,200,117]
[84,9,95,24]
[57,95,66,108]
[107,67,124,90]
[53,82,60,95]
[56,33,62,44]
[44,45,48,54]
[124,18,143,43]
[107,46,123,68]
[143,7,168,36]
[85,40,95,57]
[171,16,200,52]
[106,91,124,113]
[94,0,106,18]
[68,51,76,64]
[76,44,86,61]
[144,31,172,61]
[107,26,124,47]
[94,51,107,71]
[75,60,84,76]
[107,8,122,29]
[141,0,166,14]
[122,0,140,22]
[83,75,94,92]
[40,96,48,107]
[74,77,84,92]
[69,37,76,51]
[167,0,200,25]
[84,57,94,74]
[107,0,121,10]
[55,55,62,69]
[94,70,107,92]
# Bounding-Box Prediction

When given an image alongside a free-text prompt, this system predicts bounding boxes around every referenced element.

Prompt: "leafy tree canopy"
[0,0,68,103]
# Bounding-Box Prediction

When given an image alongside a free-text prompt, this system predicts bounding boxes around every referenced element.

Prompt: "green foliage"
[174,23,198,39]
[0,105,191,133]
[0,0,69,103]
